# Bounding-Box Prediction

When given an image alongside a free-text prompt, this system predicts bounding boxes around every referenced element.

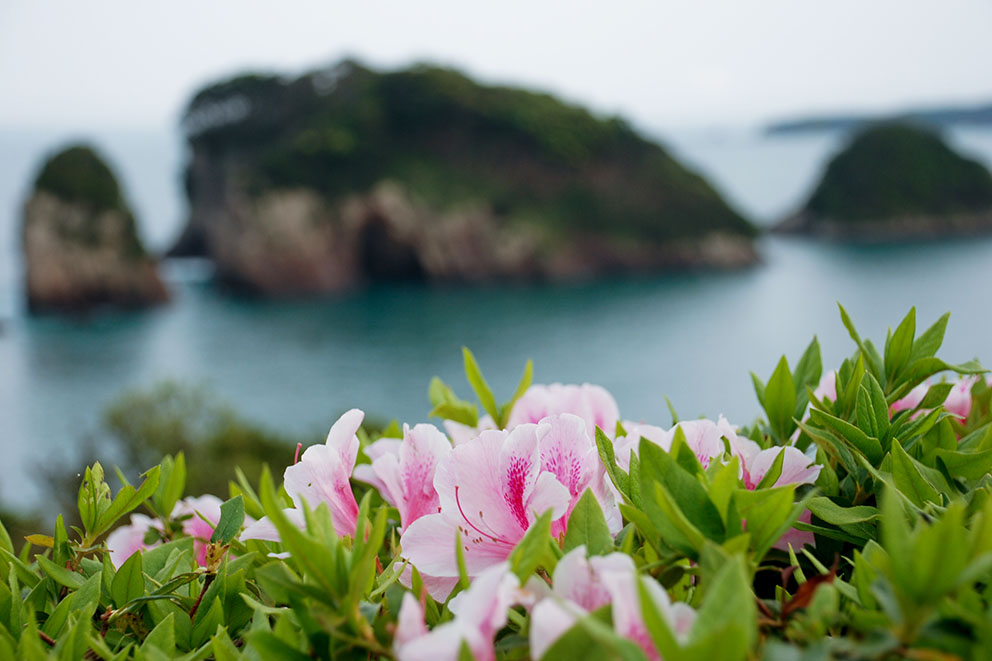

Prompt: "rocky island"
[22,145,169,313]
[776,123,992,240]
[170,60,757,295]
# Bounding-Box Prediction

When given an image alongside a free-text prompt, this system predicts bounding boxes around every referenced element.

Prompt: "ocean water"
[2,124,992,508]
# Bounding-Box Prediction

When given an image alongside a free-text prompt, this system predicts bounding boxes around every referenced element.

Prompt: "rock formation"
[776,123,992,239]
[171,61,757,294]
[22,145,169,312]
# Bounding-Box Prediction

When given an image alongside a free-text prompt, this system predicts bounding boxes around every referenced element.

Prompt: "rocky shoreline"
[22,146,169,313]
[773,207,992,242]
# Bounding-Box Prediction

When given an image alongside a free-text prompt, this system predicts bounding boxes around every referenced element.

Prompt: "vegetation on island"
[803,123,992,223]
[181,60,755,245]
[34,145,127,214]
[29,144,146,258]
[1,306,992,659]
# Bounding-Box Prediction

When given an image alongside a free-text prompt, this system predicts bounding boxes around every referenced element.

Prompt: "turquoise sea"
[2,124,992,507]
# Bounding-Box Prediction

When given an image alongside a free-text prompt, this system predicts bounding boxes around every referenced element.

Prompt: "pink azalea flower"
[395,563,523,661]
[732,438,821,550]
[242,409,364,542]
[813,371,837,402]
[400,425,571,588]
[106,514,162,568]
[536,414,622,538]
[173,494,224,567]
[891,376,979,421]
[353,423,452,532]
[734,442,822,491]
[508,383,620,439]
[614,416,739,472]
[890,382,930,416]
[945,376,978,419]
[530,546,695,660]
[443,415,496,446]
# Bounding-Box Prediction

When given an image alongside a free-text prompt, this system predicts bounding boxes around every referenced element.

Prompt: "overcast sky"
[2,0,992,131]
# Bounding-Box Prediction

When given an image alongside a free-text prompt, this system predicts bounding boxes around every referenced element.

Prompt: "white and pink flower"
[242,408,364,542]
[530,546,695,660]
[508,383,620,439]
[353,423,451,532]
[400,425,571,587]
[395,563,523,661]
[613,416,739,472]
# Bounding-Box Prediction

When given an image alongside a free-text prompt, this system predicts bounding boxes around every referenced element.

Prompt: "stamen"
[294,443,303,465]
[454,486,512,546]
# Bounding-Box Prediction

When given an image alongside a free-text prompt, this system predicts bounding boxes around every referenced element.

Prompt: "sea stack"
[777,123,992,239]
[22,145,169,313]
[171,60,757,295]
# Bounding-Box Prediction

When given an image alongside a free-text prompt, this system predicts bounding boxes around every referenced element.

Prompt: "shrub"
[1,307,990,659]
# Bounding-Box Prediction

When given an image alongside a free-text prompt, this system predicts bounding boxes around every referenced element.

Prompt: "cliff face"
[778,124,992,239]
[22,146,169,313]
[173,61,757,294]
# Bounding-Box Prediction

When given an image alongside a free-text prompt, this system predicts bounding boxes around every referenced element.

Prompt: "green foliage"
[805,123,992,222]
[4,306,992,659]
[34,144,125,212]
[184,60,755,244]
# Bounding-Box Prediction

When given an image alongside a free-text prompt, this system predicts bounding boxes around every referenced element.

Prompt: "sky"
[1,0,992,131]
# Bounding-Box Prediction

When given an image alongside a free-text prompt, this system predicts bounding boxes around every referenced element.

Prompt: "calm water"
[2,124,992,508]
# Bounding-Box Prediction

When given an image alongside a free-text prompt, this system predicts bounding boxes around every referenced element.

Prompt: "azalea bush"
[2,305,991,660]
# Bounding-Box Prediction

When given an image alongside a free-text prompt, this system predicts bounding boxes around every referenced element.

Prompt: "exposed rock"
[22,145,169,313]
[173,61,757,294]
[776,123,992,240]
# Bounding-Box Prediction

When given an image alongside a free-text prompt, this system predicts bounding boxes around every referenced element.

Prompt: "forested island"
[776,124,992,240]
[170,60,757,295]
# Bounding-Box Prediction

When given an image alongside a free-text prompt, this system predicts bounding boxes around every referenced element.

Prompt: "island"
[22,145,169,313]
[775,123,992,240]
[169,60,758,295]
[765,101,992,135]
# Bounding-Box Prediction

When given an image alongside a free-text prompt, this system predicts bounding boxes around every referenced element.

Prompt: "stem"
[189,573,216,621]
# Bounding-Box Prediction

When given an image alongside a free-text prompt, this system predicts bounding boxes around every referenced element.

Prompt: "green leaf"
[540,606,645,661]
[428,401,479,428]
[154,453,186,518]
[211,627,241,661]
[935,448,992,481]
[689,554,756,650]
[755,449,786,491]
[0,517,12,555]
[463,347,500,424]
[246,631,312,661]
[509,510,555,580]
[562,489,613,556]
[142,612,176,654]
[210,495,245,545]
[637,578,680,660]
[806,497,879,526]
[639,440,724,543]
[499,359,533,428]
[891,442,941,508]
[909,312,949,362]
[765,356,797,442]
[734,486,798,560]
[93,465,161,538]
[884,307,915,382]
[808,408,883,465]
[190,597,225,649]
[595,427,629,501]
[36,555,84,590]
[111,551,144,608]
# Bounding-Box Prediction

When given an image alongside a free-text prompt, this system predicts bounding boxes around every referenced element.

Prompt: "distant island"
[22,145,169,313]
[766,101,992,135]
[169,60,757,295]
[775,123,992,239]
